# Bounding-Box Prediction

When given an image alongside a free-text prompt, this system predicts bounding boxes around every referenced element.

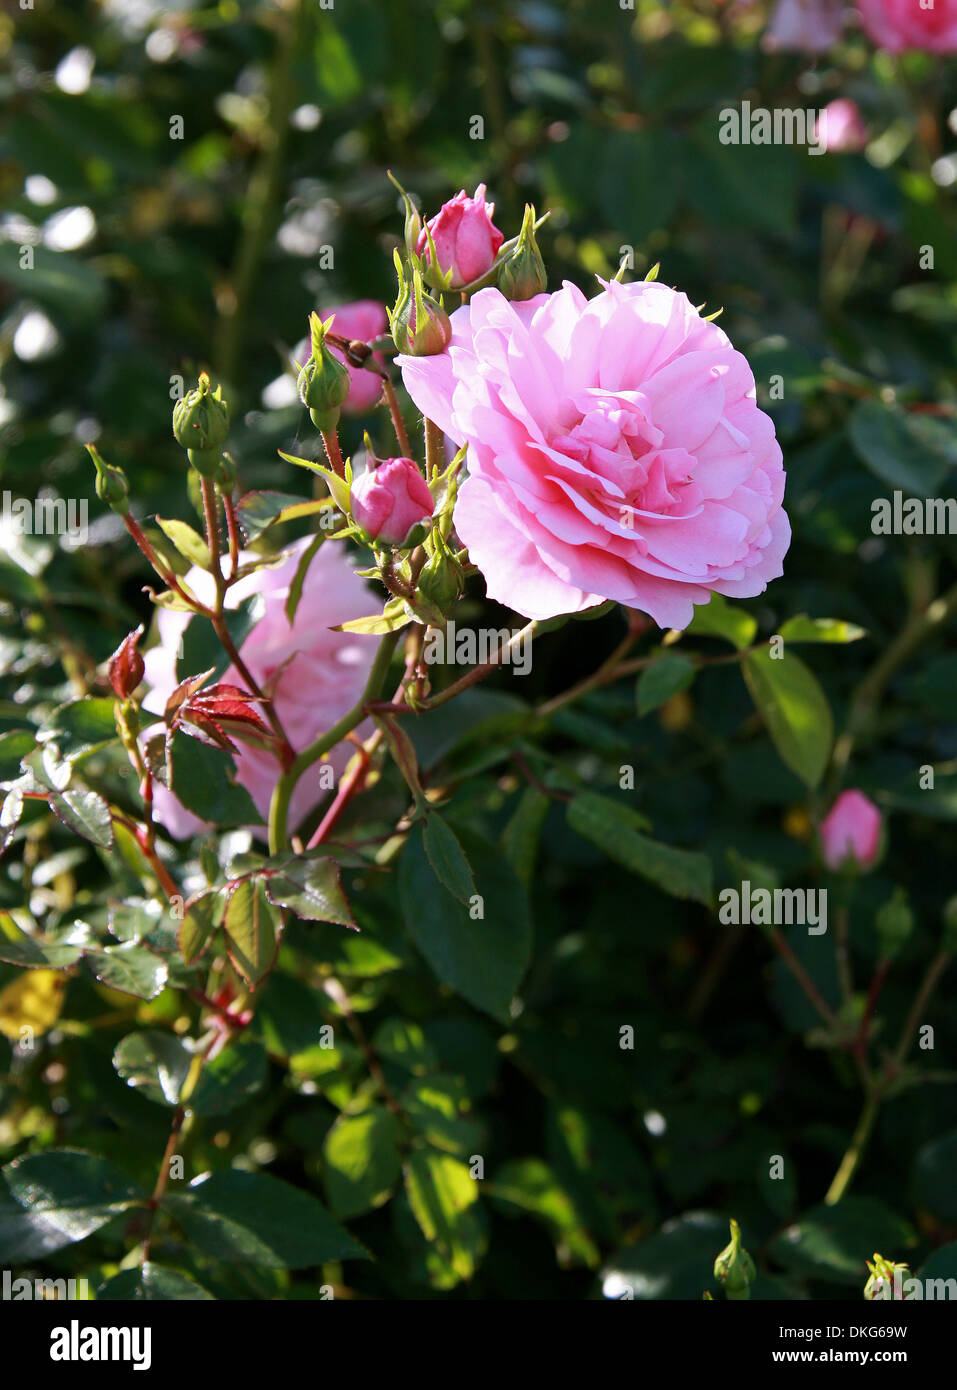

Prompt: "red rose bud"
[819,789,882,872]
[87,444,130,516]
[351,457,434,548]
[109,626,145,700]
[389,254,451,357]
[297,311,351,430]
[416,184,504,289]
[498,203,547,302]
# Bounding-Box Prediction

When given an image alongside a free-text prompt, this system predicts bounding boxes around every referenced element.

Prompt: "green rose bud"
[864,1253,909,1301]
[497,203,548,302]
[173,373,229,461]
[417,544,464,618]
[297,311,351,432]
[87,444,130,516]
[876,887,913,961]
[713,1219,756,1300]
[389,253,452,357]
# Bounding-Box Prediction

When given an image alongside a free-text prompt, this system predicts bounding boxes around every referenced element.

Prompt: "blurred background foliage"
[1,0,957,1300]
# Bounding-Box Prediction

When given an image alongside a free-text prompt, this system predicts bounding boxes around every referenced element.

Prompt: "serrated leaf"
[636,652,697,715]
[87,943,169,999]
[164,1169,369,1267]
[223,878,281,986]
[264,857,355,927]
[49,784,114,848]
[324,1106,402,1219]
[167,731,261,827]
[113,1030,193,1106]
[850,400,956,495]
[98,1263,215,1300]
[38,698,118,761]
[0,729,37,781]
[177,889,224,964]
[236,491,317,543]
[685,593,756,649]
[422,814,476,903]
[742,648,833,787]
[2,1150,145,1244]
[567,793,712,905]
[777,616,866,645]
[155,516,211,569]
[404,1149,482,1283]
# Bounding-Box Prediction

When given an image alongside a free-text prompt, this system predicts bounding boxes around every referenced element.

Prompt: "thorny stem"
[767,927,838,1029]
[383,377,411,456]
[320,428,345,479]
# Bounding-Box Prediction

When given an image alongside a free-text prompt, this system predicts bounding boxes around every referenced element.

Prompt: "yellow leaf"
[0,970,67,1040]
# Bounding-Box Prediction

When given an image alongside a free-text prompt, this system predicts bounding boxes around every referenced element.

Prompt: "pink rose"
[816,98,869,152]
[416,185,505,289]
[142,538,376,837]
[351,457,434,547]
[819,790,882,870]
[398,280,789,627]
[296,301,388,415]
[858,0,957,52]
[764,0,848,50]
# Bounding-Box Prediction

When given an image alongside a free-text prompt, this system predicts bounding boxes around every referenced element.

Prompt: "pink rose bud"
[819,790,882,871]
[816,98,868,153]
[763,0,847,52]
[416,184,505,289]
[351,457,434,548]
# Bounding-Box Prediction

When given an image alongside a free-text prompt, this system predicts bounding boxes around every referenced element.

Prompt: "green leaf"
[177,890,223,965]
[913,1130,957,1223]
[2,1150,145,1244]
[87,943,169,999]
[501,785,549,888]
[323,1106,402,1219]
[636,652,697,715]
[767,1197,916,1284]
[404,1149,482,1283]
[742,648,833,787]
[399,825,532,1021]
[917,1242,957,1285]
[0,729,37,781]
[264,857,355,927]
[223,878,281,986]
[236,491,319,543]
[113,1030,192,1106]
[422,814,476,903]
[777,616,866,645]
[371,1018,437,1074]
[685,593,756,649]
[567,793,712,905]
[49,784,114,848]
[336,601,410,636]
[164,1169,369,1268]
[155,517,211,570]
[489,1158,598,1267]
[601,1211,728,1300]
[168,731,262,826]
[401,1076,482,1156]
[286,531,324,624]
[850,399,956,495]
[98,1263,216,1300]
[39,698,118,761]
[1,788,23,858]
[278,450,352,514]
[0,926,83,970]
[189,1037,267,1116]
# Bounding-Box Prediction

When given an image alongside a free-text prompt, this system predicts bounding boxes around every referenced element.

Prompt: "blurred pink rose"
[398,281,789,627]
[351,457,434,547]
[819,790,882,870]
[816,98,869,152]
[142,538,375,837]
[295,301,388,415]
[416,185,504,289]
[858,0,957,52]
[764,0,848,50]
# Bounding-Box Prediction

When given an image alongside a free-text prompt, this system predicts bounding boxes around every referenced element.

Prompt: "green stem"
[268,630,400,853]
[824,1092,880,1206]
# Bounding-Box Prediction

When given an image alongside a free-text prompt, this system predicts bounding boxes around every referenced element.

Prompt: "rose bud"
[416,184,504,289]
[713,1219,756,1301]
[498,203,547,302]
[875,887,913,962]
[815,98,869,154]
[389,255,452,357]
[351,457,434,549]
[87,444,130,516]
[173,372,230,475]
[109,626,145,700]
[297,311,352,431]
[819,789,882,872]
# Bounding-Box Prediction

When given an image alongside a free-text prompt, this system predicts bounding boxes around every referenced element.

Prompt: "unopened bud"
[713,1219,756,1301]
[498,203,547,301]
[297,312,351,431]
[876,887,913,961]
[87,444,130,516]
[173,374,230,468]
[389,253,451,357]
[864,1254,909,1301]
[417,544,464,617]
[109,627,145,700]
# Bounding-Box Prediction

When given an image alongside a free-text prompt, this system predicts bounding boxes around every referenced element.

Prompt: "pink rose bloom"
[764,0,848,50]
[295,301,388,415]
[142,538,376,837]
[819,790,882,870]
[416,185,504,289]
[351,457,434,547]
[858,0,957,52]
[816,98,869,152]
[398,280,789,627]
